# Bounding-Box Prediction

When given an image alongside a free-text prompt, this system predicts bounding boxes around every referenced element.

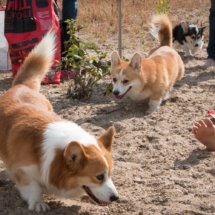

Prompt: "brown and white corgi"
[0,31,118,212]
[111,14,184,113]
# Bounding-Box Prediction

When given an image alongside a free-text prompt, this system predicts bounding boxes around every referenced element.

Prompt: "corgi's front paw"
[185,51,193,57]
[146,108,157,114]
[28,201,50,212]
[147,99,161,114]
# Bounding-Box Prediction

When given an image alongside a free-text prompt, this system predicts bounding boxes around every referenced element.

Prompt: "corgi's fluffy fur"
[0,31,118,212]
[173,22,208,56]
[111,14,184,113]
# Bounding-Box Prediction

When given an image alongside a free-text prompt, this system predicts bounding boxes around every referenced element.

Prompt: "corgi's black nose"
[195,44,199,47]
[110,195,119,202]
[113,90,120,96]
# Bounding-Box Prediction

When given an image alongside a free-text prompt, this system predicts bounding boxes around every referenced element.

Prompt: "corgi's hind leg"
[14,169,49,212]
[177,56,185,80]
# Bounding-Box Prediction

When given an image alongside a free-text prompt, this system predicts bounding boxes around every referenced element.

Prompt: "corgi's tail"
[12,30,56,91]
[150,14,172,48]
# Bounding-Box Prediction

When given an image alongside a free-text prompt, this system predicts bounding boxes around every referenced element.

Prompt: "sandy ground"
[1,25,215,215]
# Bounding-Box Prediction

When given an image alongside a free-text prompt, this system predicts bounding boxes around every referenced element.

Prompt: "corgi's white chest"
[128,88,152,101]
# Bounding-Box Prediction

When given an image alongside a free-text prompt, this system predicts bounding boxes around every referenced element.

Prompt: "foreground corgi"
[111,14,184,113]
[0,31,118,212]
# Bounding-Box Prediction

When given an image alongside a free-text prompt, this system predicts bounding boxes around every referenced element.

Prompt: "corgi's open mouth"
[83,185,109,206]
[115,86,132,99]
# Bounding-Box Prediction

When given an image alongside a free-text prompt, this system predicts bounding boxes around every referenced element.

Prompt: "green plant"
[58,19,111,100]
[155,1,170,14]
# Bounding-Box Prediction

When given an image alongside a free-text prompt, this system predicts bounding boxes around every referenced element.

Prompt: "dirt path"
[1,39,215,215]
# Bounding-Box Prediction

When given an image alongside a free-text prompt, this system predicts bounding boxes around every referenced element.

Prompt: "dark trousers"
[61,0,78,54]
[62,0,78,23]
[207,0,215,60]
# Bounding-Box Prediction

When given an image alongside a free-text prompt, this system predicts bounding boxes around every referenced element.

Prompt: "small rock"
[139,144,147,148]
[192,172,202,179]
[183,165,190,170]
[117,199,128,203]
[146,146,150,150]
[133,178,143,184]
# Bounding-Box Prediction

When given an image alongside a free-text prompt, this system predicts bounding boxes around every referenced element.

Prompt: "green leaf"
[73,55,82,60]
[88,77,95,86]
[90,56,99,61]
[79,49,85,57]
[104,83,113,96]
[99,52,108,60]
[72,64,77,68]
[94,49,100,54]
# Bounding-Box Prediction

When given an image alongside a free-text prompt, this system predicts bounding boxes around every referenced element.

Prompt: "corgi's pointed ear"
[98,126,115,152]
[181,22,189,33]
[130,53,142,72]
[202,26,209,34]
[64,141,87,172]
[111,51,120,67]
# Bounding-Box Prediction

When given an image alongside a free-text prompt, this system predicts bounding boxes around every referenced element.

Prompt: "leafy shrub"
[58,19,111,100]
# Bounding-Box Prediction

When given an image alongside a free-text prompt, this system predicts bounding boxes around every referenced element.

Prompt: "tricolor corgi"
[111,14,184,113]
[0,31,118,212]
[173,22,208,56]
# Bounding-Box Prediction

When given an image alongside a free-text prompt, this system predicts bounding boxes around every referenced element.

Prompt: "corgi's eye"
[113,78,117,83]
[192,36,195,39]
[96,174,104,181]
[123,80,129,84]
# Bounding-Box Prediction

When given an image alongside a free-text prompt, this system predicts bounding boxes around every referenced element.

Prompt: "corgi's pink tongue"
[115,95,122,99]
[101,201,109,206]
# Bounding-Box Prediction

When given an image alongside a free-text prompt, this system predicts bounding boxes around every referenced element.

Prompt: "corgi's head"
[110,51,143,99]
[50,126,118,206]
[181,22,208,47]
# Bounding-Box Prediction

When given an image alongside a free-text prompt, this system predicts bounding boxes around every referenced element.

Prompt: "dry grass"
[76,0,210,40]
[0,0,6,7]
[0,0,210,41]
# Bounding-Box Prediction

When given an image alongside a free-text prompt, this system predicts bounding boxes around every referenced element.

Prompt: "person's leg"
[192,118,215,151]
[62,0,78,54]
[203,0,215,67]
[62,0,78,23]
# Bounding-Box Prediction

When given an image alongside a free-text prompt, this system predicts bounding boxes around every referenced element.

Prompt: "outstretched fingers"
[192,126,198,134]
[192,120,208,135]
[198,120,206,128]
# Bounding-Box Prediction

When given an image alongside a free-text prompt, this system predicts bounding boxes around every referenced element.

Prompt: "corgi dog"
[111,14,184,113]
[0,31,118,212]
[173,22,208,56]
